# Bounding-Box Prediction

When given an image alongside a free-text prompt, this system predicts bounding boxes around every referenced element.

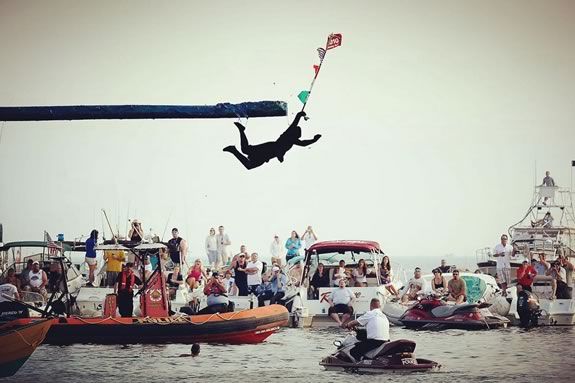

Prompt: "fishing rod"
[101,209,116,241]
[161,209,173,242]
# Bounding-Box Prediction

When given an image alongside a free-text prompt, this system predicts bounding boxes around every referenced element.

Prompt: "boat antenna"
[161,209,173,242]
[101,209,116,241]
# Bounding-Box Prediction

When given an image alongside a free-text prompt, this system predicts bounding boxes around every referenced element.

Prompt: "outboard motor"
[517,289,540,328]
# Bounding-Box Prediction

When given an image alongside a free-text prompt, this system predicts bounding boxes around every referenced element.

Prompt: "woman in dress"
[380,256,399,297]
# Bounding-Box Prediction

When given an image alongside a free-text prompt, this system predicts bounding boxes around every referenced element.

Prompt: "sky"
[1,0,574,265]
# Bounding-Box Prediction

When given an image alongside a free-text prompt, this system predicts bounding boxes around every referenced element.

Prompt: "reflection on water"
[14,326,575,382]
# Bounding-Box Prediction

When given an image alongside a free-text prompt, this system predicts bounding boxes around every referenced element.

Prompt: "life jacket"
[118,272,136,292]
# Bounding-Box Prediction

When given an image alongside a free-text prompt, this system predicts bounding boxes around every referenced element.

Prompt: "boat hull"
[0,318,53,378]
[7,305,288,345]
[320,357,440,373]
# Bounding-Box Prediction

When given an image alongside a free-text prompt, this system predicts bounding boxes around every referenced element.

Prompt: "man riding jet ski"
[320,298,440,373]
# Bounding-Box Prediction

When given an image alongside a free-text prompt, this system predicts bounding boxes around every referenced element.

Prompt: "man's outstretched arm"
[290,111,307,127]
[295,134,321,147]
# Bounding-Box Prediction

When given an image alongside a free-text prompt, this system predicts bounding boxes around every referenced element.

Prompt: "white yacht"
[496,182,575,325]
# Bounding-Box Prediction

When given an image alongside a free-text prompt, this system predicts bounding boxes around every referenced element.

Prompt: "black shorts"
[328,304,353,315]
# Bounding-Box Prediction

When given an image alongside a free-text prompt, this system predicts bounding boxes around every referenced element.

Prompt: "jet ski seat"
[364,339,415,359]
[431,303,477,318]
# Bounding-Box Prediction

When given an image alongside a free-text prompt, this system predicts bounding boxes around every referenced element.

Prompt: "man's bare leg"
[223,145,255,170]
[234,122,251,153]
[330,312,342,326]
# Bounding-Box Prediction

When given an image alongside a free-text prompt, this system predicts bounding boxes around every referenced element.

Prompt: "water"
[11,325,575,382]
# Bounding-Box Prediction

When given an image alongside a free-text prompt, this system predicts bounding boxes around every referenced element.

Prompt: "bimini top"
[306,240,382,255]
[0,241,73,252]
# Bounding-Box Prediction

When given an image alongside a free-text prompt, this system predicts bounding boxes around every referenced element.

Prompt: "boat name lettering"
[134,317,189,324]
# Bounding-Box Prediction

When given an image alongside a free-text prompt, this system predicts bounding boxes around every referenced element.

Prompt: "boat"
[399,294,509,330]
[0,318,53,378]
[382,272,510,325]
[481,179,575,325]
[4,305,287,345]
[320,330,440,373]
[281,240,402,327]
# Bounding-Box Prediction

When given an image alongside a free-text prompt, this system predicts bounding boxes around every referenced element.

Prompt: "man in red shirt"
[517,260,537,292]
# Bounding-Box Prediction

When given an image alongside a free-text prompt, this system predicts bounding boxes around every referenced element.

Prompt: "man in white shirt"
[205,228,219,269]
[401,267,425,303]
[493,234,514,296]
[246,253,263,294]
[216,226,231,266]
[327,278,355,326]
[0,282,20,302]
[301,226,318,250]
[270,235,283,266]
[344,298,390,362]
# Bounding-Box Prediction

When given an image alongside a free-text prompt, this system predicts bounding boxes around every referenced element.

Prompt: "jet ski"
[516,289,541,328]
[320,330,440,373]
[399,295,509,330]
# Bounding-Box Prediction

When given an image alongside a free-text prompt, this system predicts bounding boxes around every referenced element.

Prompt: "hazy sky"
[1,0,574,264]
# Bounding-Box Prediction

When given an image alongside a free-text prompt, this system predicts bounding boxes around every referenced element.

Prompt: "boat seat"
[431,303,477,318]
[364,339,414,359]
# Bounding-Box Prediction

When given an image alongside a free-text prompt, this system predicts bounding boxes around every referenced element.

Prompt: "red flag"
[326,33,342,50]
[313,65,320,75]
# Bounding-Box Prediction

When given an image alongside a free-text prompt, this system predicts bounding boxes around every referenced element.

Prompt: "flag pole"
[300,34,333,113]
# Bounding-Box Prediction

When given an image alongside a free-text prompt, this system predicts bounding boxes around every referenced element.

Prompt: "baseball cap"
[272,266,280,272]
[32,261,40,265]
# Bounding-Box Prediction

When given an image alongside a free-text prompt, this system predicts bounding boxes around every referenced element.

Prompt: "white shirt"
[29,270,44,288]
[331,287,354,305]
[0,283,18,302]
[352,268,370,284]
[270,240,282,259]
[205,235,218,252]
[216,233,231,253]
[302,232,317,249]
[407,276,425,292]
[246,261,263,286]
[493,243,514,269]
[356,309,390,341]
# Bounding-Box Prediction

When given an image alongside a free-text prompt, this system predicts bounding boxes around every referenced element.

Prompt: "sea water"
[13,325,575,382]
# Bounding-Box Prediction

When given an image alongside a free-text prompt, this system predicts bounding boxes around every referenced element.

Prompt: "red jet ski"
[399,296,509,330]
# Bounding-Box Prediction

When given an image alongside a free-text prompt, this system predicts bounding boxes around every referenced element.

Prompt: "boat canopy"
[306,240,382,255]
[0,241,73,252]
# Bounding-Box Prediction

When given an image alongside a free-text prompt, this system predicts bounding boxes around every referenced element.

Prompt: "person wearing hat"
[128,219,144,242]
[270,266,288,305]
[517,259,537,292]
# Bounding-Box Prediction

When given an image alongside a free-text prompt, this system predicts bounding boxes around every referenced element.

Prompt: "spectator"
[167,265,184,299]
[205,228,219,269]
[532,253,549,276]
[20,260,33,288]
[256,274,274,307]
[401,267,425,303]
[327,278,355,327]
[232,254,249,296]
[352,259,369,287]
[545,261,571,299]
[114,263,141,317]
[310,263,330,299]
[128,219,144,242]
[517,260,537,292]
[447,269,467,304]
[3,268,20,291]
[186,259,207,290]
[222,270,235,295]
[85,229,98,287]
[333,260,349,286]
[541,170,555,205]
[23,261,48,298]
[104,243,125,288]
[246,253,263,294]
[379,256,399,297]
[285,231,302,263]
[270,266,288,304]
[431,268,448,293]
[216,226,231,267]
[197,272,231,314]
[288,261,306,287]
[493,234,513,297]
[437,259,451,274]
[301,226,318,250]
[531,212,554,228]
[270,235,283,267]
[167,228,188,267]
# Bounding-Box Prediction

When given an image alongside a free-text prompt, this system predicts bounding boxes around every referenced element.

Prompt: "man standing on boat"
[167,228,188,268]
[114,263,141,317]
[493,234,514,297]
[541,171,556,205]
[216,226,231,267]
